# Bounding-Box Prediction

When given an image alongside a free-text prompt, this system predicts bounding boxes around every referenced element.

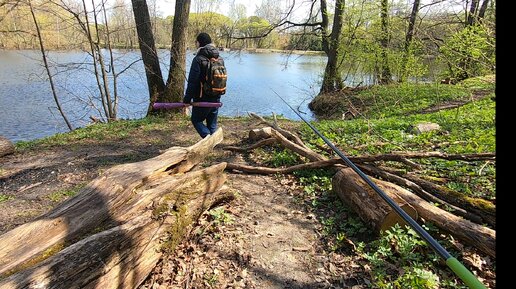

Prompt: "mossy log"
[0,128,231,289]
[0,136,14,157]
[402,173,496,228]
[333,168,495,257]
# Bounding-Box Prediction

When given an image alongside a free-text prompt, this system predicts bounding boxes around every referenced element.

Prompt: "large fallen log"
[0,128,231,289]
[332,168,418,233]
[333,168,495,257]
[357,164,484,225]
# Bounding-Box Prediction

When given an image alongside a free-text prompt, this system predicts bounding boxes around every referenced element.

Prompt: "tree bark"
[0,129,228,288]
[131,0,166,110]
[0,137,14,158]
[332,168,495,257]
[332,168,418,233]
[379,0,392,84]
[165,0,191,103]
[400,0,420,82]
[319,0,345,93]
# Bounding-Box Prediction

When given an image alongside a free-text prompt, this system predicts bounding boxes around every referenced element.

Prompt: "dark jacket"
[183,44,222,103]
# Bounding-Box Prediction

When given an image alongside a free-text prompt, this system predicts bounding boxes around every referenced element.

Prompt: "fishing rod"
[271,89,487,289]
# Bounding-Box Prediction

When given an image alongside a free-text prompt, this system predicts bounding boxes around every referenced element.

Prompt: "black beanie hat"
[196,32,212,47]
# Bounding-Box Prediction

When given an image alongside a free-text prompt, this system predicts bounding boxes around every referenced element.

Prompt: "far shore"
[1,46,326,56]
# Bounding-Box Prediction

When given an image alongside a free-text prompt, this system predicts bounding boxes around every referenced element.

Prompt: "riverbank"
[0,77,496,288]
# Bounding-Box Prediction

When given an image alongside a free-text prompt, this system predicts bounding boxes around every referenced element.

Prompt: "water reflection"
[0,49,328,142]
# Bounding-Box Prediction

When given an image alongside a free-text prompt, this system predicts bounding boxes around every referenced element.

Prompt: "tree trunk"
[477,0,490,21]
[467,0,480,26]
[131,0,166,110]
[379,0,392,84]
[0,137,14,158]
[332,168,495,257]
[165,0,191,104]
[319,0,345,93]
[0,129,229,288]
[400,0,420,82]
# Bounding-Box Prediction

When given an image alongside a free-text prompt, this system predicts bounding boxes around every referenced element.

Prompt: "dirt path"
[139,171,369,289]
[140,174,328,289]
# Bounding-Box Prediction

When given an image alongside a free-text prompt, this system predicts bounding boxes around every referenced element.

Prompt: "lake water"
[0,49,331,143]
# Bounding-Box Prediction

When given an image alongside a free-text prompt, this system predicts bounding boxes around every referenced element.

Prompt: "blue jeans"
[191,106,219,138]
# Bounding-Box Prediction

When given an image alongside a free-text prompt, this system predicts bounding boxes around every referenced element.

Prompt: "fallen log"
[358,164,484,225]
[333,168,495,257]
[0,166,230,289]
[0,136,14,158]
[332,168,418,233]
[0,128,230,289]
[402,173,496,228]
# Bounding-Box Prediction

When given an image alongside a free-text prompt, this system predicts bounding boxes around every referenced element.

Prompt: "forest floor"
[0,117,372,289]
[0,109,495,288]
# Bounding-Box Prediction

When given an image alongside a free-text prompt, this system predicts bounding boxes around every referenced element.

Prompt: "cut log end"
[379,204,418,233]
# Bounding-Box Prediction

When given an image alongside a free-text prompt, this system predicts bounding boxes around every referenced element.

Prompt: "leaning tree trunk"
[332,168,495,257]
[0,128,230,289]
[131,0,166,109]
[0,137,14,157]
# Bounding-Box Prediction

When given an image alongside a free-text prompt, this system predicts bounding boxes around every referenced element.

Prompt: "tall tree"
[400,0,420,82]
[378,0,392,84]
[131,0,166,108]
[320,0,345,93]
[467,0,490,26]
[165,0,191,103]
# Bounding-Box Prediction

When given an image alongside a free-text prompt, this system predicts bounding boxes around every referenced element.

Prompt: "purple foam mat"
[153,102,223,110]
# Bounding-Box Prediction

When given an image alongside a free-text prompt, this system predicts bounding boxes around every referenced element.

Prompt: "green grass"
[297,77,495,200]
[258,76,495,288]
[15,115,189,151]
[0,194,13,203]
[47,184,85,202]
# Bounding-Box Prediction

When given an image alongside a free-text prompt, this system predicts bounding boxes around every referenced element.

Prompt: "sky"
[104,0,465,20]
[152,0,257,18]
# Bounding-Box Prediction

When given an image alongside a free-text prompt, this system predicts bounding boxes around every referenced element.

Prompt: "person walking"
[183,32,224,138]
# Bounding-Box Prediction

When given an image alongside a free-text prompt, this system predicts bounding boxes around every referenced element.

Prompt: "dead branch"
[270,128,326,162]
[401,173,495,228]
[226,160,345,174]
[351,151,495,163]
[223,137,277,152]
